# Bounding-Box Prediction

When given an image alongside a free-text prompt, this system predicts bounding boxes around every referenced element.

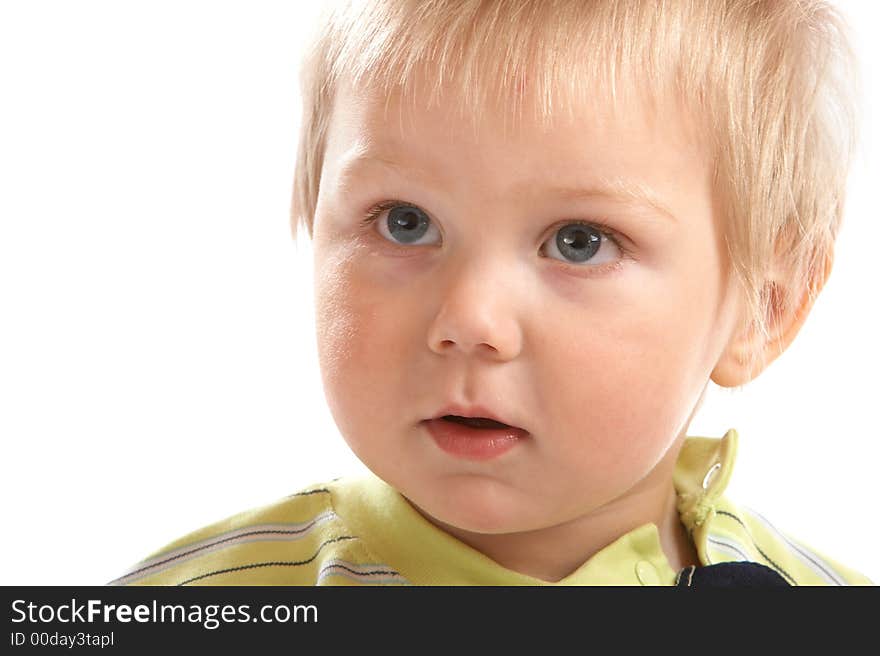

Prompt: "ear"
[711,252,833,387]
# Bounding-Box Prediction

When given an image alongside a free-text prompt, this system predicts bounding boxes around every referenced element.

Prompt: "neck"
[424,482,697,582]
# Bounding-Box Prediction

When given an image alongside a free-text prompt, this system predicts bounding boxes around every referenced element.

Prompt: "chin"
[406,476,542,536]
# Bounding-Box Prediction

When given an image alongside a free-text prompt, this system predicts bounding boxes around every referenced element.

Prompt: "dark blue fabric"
[676,562,790,587]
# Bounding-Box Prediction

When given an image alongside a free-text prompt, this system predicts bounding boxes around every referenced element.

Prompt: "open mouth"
[441,415,514,430]
[425,414,528,460]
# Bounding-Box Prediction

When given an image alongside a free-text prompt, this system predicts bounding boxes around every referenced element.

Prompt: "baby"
[115,0,870,586]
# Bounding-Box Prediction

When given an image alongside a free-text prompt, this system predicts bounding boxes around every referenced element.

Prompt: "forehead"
[328,66,696,149]
[321,71,712,224]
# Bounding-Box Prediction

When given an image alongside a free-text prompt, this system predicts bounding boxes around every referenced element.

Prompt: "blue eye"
[557,224,600,262]
[387,206,428,243]
[542,223,620,266]
[364,202,623,269]
[374,204,441,245]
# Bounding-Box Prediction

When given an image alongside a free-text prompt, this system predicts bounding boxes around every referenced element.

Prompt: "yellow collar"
[674,429,740,569]
[334,430,740,585]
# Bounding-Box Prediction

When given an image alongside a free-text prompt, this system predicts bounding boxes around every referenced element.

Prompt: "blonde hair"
[291,0,860,376]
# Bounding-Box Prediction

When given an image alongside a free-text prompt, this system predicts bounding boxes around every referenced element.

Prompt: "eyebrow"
[337,152,678,224]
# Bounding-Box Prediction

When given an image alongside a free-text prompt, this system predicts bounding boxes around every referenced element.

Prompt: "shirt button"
[636,561,661,586]
[702,462,722,490]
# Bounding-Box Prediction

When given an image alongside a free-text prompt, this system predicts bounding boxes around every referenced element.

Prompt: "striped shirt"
[112,429,872,586]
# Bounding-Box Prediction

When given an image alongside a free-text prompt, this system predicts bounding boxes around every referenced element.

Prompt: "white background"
[0,1,877,585]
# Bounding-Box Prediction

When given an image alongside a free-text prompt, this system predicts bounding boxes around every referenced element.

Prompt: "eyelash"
[359,199,630,275]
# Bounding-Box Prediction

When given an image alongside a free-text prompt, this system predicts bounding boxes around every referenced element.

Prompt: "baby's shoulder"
[111,479,371,586]
[701,498,872,586]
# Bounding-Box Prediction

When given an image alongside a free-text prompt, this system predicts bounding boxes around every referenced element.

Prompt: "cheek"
[313,253,360,387]
[312,246,415,441]
[536,269,722,473]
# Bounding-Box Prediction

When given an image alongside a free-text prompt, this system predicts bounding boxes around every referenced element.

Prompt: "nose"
[426,258,524,361]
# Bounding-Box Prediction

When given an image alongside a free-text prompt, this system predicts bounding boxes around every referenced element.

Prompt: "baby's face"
[311,74,744,535]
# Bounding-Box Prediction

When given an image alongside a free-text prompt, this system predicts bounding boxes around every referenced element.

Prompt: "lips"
[423,418,528,460]
[441,415,513,430]
[428,404,527,433]
[422,403,530,460]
